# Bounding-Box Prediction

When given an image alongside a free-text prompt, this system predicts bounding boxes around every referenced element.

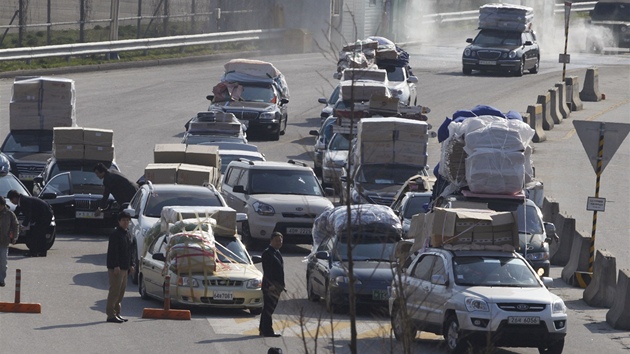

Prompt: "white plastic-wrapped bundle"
[439,129,467,188]
[465,148,526,194]
[478,3,534,32]
[330,204,402,237]
[311,206,335,254]
[462,115,534,152]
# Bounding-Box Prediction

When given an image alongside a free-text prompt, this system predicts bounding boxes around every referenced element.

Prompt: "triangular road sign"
[573,120,630,174]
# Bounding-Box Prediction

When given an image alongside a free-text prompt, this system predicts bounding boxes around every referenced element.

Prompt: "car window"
[220,154,264,174]
[144,189,223,217]
[592,3,630,21]
[239,84,276,102]
[249,169,323,196]
[403,194,431,219]
[0,175,30,197]
[150,235,168,255]
[41,172,72,196]
[224,167,242,187]
[453,256,539,287]
[51,161,110,185]
[358,164,422,185]
[129,188,143,212]
[328,85,340,104]
[380,66,405,82]
[1,131,54,153]
[215,236,250,264]
[474,30,521,46]
[412,254,435,281]
[334,233,399,262]
[328,134,350,151]
[431,256,447,282]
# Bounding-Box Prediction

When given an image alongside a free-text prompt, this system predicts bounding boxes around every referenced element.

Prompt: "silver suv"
[221,159,333,246]
[389,247,567,353]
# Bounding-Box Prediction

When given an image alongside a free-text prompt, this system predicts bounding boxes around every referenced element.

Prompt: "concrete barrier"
[548,87,563,124]
[560,231,591,286]
[584,249,617,308]
[521,111,530,125]
[527,104,546,143]
[606,269,630,330]
[537,92,554,131]
[565,76,584,111]
[555,82,571,119]
[550,214,576,266]
[579,67,602,102]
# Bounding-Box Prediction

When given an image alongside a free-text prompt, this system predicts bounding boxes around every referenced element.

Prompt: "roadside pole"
[560,2,572,81]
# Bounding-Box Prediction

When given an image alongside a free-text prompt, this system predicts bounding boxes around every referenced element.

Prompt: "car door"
[38,172,74,222]
[522,32,537,67]
[222,166,247,212]
[142,235,168,297]
[404,254,437,326]
[424,254,449,324]
[312,236,333,296]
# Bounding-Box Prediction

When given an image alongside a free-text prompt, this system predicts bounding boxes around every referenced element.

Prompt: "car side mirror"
[333,72,342,80]
[431,274,448,286]
[233,185,246,194]
[206,94,214,101]
[524,40,533,46]
[544,222,557,238]
[339,175,347,182]
[281,98,289,105]
[40,192,57,200]
[251,255,262,264]
[324,187,334,197]
[407,76,418,84]
[152,253,166,262]
[124,207,138,218]
[236,213,247,223]
[309,130,319,137]
[318,98,327,104]
[541,277,554,288]
[466,38,473,43]
[316,251,329,260]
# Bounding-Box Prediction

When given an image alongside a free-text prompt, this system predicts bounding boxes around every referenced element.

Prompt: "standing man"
[0,196,19,287]
[7,190,53,257]
[259,232,285,337]
[93,163,138,214]
[106,211,134,323]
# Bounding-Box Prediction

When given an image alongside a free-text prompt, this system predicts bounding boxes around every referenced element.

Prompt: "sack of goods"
[10,77,77,130]
[165,231,216,274]
[478,3,534,32]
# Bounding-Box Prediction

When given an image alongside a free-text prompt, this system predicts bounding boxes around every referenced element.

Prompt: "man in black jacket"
[7,190,53,257]
[259,232,285,337]
[93,163,138,213]
[106,211,134,323]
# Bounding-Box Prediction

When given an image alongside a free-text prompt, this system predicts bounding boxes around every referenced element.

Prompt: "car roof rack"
[287,159,309,167]
[236,158,256,165]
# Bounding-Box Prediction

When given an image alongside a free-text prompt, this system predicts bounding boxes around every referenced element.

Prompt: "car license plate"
[213,291,233,300]
[479,60,497,65]
[20,173,38,181]
[76,211,104,219]
[508,316,540,325]
[372,289,389,301]
[286,227,311,235]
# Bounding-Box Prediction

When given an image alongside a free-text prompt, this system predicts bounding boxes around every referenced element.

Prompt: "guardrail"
[0,29,284,62]
[0,3,597,62]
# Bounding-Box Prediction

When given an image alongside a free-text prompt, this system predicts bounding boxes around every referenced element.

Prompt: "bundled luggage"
[478,3,534,32]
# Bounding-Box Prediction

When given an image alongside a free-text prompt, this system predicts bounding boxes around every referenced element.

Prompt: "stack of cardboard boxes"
[53,127,114,161]
[144,144,221,187]
[10,77,76,130]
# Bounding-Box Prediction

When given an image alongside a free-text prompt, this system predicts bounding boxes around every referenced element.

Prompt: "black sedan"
[33,159,120,228]
[462,29,540,76]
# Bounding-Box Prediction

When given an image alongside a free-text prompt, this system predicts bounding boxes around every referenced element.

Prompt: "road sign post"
[561,1,572,81]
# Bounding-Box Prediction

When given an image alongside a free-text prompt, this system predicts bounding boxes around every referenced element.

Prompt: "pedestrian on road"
[105,211,134,323]
[93,163,138,215]
[0,196,19,287]
[7,189,53,257]
[259,232,285,337]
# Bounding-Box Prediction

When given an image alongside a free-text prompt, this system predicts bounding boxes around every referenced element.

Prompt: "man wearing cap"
[105,211,134,323]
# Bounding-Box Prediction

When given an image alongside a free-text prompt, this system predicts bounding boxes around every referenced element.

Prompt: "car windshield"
[592,3,630,21]
[328,134,350,151]
[248,169,323,196]
[380,66,405,82]
[453,256,540,287]
[358,164,423,185]
[328,85,340,104]
[220,154,264,174]
[184,135,247,145]
[51,161,113,186]
[403,194,431,219]
[215,236,250,264]
[474,30,522,46]
[144,190,223,217]
[0,175,30,197]
[1,130,54,153]
[334,233,399,262]
[482,200,544,234]
[239,84,276,102]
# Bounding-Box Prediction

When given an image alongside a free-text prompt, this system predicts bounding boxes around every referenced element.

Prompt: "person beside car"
[0,196,19,287]
[7,189,53,257]
[93,163,138,214]
[105,211,134,323]
[259,232,285,337]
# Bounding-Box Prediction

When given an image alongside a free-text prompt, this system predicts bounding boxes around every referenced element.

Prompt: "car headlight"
[464,48,471,56]
[465,297,489,312]
[332,275,362,286]
[259,112,276,120]
[177,276,199,287]
[253,201,275,216]
[552,299,567,314]
[526,252,549,261]
[246,278,262,289]
[508,51,517,59]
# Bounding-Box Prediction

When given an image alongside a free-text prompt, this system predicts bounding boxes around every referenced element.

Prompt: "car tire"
[538,339,565,354]
[281,115,287,135]
[307,275,320,302]
[462,66,472,75]
[391,303,416,341]
[444,315,467,354]
[139,274,150,300]
[131,243,139,285]
[529,57,540,74]
[325,283,340,314]
[45,230,56,250]
[241,221,255,248]
[515,59,525,77]
[271,128,281,141]
[249,307,263,315]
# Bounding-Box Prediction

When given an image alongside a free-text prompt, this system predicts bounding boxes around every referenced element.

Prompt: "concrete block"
[565,76,584,111]
[584,249,617,308]
[561,231,591,286]
[606,269,630,330]
[580,67,602,102]
[550,213,575,266]
[537,92,554,131]
[520,111,530,125]
[527,104,546,143]
[548,87,563,124]
[555,82,571,119]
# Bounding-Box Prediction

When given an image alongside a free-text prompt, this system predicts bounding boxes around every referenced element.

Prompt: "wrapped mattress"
[479,3,534,32]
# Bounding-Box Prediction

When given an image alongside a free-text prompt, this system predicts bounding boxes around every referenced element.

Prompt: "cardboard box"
[428,207,517,247]
[210,208,237,236]
[359,141,428,166]
[54,127,84,144]
[10,102,76,130]
[11,79,42,102]
[54,144,84,160]
[185,145,221,168]
[144,163,180,184]
[177,164,217,186]
[154,144,187,163]
[12,77,75,105]
[84,145,114,161]
[83,128,114,146]
[358,118,429,142]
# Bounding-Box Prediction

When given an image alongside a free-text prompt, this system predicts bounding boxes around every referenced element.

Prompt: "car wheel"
[45,230,56,250]
[139,274,150,300]
[391,303,415,341]
[307,275,320,302]
[515,59,525,77]
[462,66,472,75]
[529,57,539,74]
[538,338,565,354]
[281,115,287,134]
[325,282,339,313]
[131,243,139,285]
[249,307,263,315]
[444,315,467,354]
[271,128,281,141]
[241,221,254,248]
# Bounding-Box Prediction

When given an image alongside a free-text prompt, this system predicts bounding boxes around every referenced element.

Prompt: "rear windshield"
[2,130,53,153]
[144,190,223,217]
